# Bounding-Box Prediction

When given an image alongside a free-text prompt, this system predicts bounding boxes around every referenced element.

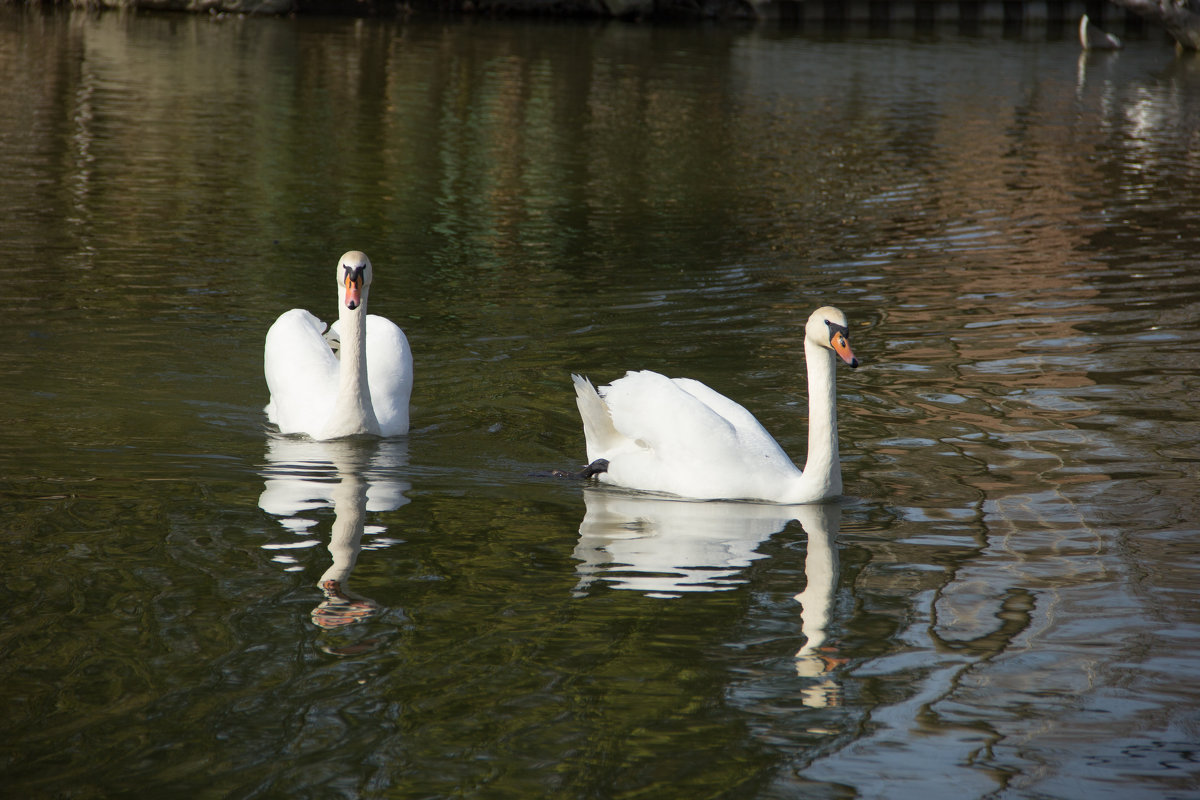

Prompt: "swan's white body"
[265,251,412,440]
[572,306,857,504]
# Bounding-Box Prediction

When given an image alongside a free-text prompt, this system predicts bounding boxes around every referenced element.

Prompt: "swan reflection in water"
[791,502,843,708]
[573,489,843,706]
[258,436,410,629]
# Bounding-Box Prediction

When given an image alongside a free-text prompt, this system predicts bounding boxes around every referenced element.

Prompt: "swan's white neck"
[781,339,842,503]
[321,459,367,587]
[320,294,380,439]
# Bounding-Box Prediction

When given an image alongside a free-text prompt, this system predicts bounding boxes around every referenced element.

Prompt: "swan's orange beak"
[831,330,859,368]
[344,273,363,310]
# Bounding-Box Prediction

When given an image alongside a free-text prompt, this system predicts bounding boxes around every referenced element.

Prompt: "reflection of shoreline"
[572,489,846,706]
[258,437,410,628]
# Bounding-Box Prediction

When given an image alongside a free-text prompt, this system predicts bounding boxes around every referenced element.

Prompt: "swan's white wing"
[669,377,797,471]
[602,371,741,460]
[591,370,803,500]
[593,371,797,498]
[330,314,413,436]
[364,315,413,436]
[576,372,739,466]
[264,309,339,436]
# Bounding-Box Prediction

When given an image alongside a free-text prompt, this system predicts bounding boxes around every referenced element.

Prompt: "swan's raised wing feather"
[363,314,413,436]
[669,377,797,471]
[594,370,803,499]
[264,309,339,435]
[601,371,741,463]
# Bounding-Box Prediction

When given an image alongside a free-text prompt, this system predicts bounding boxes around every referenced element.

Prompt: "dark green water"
[2,9,1199,798]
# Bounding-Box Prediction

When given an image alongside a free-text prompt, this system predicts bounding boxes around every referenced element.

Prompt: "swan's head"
[338,250,373,311]
[808,306,859,368]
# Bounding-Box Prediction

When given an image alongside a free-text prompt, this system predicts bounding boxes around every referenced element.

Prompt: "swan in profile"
[265,251,412,440]
[570,306,858,504]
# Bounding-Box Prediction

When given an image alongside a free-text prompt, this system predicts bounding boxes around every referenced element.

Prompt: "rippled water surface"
[2,9,1199,798]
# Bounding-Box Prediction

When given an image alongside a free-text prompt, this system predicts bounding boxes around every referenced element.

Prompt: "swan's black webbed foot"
[549,459,609,480]
[580,459,609,479]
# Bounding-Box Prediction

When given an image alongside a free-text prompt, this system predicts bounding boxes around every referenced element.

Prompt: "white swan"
[570,306,858,504]
[264,250,412,440]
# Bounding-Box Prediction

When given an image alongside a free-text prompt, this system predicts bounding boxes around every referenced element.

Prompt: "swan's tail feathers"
[572,374,623,463]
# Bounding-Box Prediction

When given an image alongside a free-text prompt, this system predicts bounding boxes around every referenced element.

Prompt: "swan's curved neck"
[322,296,380,438]
[784,340,841,502]
[322,463,367,586]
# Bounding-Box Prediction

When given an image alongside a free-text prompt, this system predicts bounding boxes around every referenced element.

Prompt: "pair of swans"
[264,251,859,505]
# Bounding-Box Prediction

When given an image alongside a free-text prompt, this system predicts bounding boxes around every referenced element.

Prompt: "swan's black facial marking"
[824,319,850,341]
[343,264,366,310]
